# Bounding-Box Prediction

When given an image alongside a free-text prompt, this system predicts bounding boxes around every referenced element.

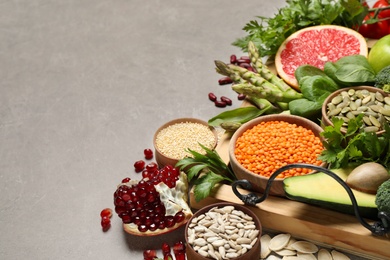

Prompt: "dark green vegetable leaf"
[289,98,322,118]
[176,144,237,202]
[208,106,265,127]
[289,74,339,118]
[334,64,376,84]
[299,75,339,102]
[324,55,376,86]
[193,172,225,202]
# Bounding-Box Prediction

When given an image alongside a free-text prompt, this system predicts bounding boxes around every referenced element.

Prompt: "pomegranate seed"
[237,93,246,100]
[143,249,157,260]
[138,224,148,232]
[218,76,233,85]
[149,222,157,231]
[146,162,158,172]
[208,92,217,102]
[161,242,171,255]
[142,170,150,179]
[164,216,175,228]
[144,149,153,160]
[230,54,237,64]
[101,216,111,232]
[173,241,186,260]
[121,177,131,183]
[174,211,185,223]
[220,96,232,106]
[214,100,227,108]
[157,220,166,229]
[100,208,113,218]
[134,160,145,172]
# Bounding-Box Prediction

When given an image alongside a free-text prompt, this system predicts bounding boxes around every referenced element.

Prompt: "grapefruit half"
[275,25,368,90]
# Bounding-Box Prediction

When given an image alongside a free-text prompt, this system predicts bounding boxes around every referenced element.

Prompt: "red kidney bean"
[237,93,246,100]
[218,76,233,85]
[239,56,250,63]
[214,100,227,108]
[220,96,232,106]
[208,92,217,102]
[230,54,237,64]
[239,63,251,68]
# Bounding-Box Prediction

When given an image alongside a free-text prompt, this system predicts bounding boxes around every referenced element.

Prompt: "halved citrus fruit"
[275,25,368,90]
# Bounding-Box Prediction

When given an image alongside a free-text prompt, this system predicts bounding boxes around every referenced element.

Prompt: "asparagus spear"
[247,41,293,93]
[215,60,302,103]
[232,83,300,103]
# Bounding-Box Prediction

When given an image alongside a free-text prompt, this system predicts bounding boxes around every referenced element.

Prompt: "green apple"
[368,35,390,74]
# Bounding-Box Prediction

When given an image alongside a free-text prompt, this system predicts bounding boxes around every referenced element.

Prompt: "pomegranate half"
[113,165,193,236]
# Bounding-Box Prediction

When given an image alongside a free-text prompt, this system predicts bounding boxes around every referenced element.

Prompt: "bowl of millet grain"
[229,114,326,197]
[153,118,218,168]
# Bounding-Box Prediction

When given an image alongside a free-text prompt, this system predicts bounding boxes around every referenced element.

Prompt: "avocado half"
[283,167,378,219]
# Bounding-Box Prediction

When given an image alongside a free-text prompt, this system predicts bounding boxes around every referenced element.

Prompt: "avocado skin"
[283,169,378,219]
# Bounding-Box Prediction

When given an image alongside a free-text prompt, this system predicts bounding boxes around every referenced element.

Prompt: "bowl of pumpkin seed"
[321,86,390,135]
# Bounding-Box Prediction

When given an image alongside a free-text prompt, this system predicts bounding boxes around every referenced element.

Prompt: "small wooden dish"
[185,202,262,260]
[153,117,218,168]
[321,86,389,136]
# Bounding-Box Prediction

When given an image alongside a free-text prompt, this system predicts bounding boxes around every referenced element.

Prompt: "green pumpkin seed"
[384,97,390,106]
[364,126,379,133]
[369,115,381,128]
[379,108,390,117]
[331,95,343,105]
[363,116,372,126]
[376,92,384,102]
[362,95,372,104]
[327,107,342,117]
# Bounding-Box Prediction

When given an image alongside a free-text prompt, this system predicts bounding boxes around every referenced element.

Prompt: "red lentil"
[234,121,324,178]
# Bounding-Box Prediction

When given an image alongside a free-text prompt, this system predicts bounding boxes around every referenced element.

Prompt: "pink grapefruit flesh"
[275,25,368,90]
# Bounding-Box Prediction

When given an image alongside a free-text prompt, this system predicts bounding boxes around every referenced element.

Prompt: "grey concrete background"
[0,0,376,259]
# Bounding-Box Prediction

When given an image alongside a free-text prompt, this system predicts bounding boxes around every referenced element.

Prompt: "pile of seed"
[326,88,390,133]
[187,205,260,259]
[155,122,216,160]
[261,233,351,260]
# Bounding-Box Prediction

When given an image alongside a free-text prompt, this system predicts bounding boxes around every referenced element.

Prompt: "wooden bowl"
[153,118,218,168]
[229,114,325,197]
[185,202,262,260]
[321,86,389,136]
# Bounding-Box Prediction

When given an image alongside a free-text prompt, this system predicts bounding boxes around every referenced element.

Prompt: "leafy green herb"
[175,144,236,202]
[319,115,390,169]
[232,0,367,57]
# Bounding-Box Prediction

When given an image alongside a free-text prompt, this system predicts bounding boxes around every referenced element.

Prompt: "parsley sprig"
[233,0,367,57]
[176,144,237,202]
[319,114,390,169]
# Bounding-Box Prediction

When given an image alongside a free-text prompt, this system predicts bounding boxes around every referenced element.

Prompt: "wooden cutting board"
[189,179,390,260]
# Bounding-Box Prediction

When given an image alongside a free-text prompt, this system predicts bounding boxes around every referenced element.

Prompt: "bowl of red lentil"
[153,118,218,168]
[229,114,326,197]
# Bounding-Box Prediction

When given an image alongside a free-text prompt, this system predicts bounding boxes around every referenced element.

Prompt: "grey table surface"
[0,0,377,259]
